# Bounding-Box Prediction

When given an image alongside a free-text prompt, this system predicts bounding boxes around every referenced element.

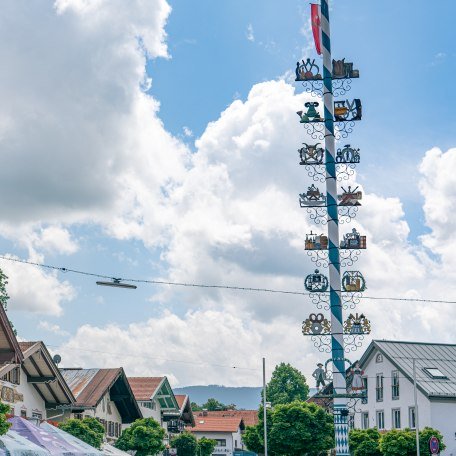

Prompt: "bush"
[349,428,381,456]
[59,418,104,449]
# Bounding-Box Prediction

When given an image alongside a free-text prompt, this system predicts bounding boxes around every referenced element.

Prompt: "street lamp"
[96,278,137,289]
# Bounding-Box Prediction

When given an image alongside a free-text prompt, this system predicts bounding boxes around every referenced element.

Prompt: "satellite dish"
[53,354,62,365]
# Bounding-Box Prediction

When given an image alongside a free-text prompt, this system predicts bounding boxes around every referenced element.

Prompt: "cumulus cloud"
[38,320,70,336]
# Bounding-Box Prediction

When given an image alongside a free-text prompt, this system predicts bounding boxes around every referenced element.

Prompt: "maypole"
[294,1,371,455]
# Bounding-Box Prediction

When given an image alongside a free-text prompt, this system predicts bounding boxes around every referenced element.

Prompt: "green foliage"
[242,425,264,455]
[380,429,416,456]
[197,437,217,456]
[419,427,445,454]
[349,428,382,456]
[244,401,333,456]
[170,431,198,456]
[190,402,202,411]
[116,418,165,456]
[59,418,104,449]
[0,269,16,336]
[0,402,11,436]
[200,398,235,411]
[265,363,309,406]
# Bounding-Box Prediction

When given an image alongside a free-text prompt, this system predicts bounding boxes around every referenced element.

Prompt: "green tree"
[59,418,104,449]
[170,431,198,456]
[419,427,446,455]
[265,363,309,406]
[0,269,16,336]
[116,418,165,456]
[0,402,10,436]
[380,429,416,456]
[190,402,202,411]
[244,401,332,456]
[201,398,228,411]
[197,437,217,456]
[242,425,264,455]
[349,428,382,456]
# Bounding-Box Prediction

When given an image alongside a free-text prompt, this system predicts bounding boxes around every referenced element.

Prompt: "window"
[215,439,226,447]
[409,407,416,429]
[362,412,369,429]
[392,409,401,429]
[108,421,114,437]
[376,353,383,363]
[423,367,448,380]
[32,412,42,421]
[1,367,20,385]
[348,414,355,430]
[376,374,384,402]
[361,377,368,404]
[376,411,385,430]
[392,370,400,399]
[20,410,26,418]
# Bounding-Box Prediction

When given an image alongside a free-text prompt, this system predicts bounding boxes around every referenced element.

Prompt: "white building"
[0,305,74,421]
[354,340,456,456]
[60,368,142,443]
[188,413,245,456]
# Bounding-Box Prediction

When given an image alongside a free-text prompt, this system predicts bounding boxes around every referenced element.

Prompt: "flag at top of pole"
[311,3,322,55]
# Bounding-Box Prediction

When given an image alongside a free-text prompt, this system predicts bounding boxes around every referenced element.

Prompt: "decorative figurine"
[299,184,327,207]
[344,313,371,335]
[335,144,360,164]
[349,362,365,392]
[305,231,328,250]
[302,313,331,335]
[312,362,327,388]
[332,59,359,79]
[338,186,362,206]
[340,228,366,249]
[304,269,329,292]
[342,271,366,292]
[299,142,324,165]
[334,99,362,121]
[295,58,322,81]
[297,102,323,123]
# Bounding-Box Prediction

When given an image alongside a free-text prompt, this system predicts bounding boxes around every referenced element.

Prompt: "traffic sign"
[429,436,440,455]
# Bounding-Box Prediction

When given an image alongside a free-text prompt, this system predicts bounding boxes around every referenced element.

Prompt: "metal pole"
[413,358,421,456]
[263,357,268,456]
[320,1,349,454]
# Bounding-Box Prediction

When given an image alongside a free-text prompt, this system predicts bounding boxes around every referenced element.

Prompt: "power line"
[1,254,455,304]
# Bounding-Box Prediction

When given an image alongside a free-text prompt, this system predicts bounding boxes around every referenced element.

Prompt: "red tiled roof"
[128,377,164,401]
[18,341,38,352]
[175,394,188,410]
[188,416,244,433]
[193,410,258,427]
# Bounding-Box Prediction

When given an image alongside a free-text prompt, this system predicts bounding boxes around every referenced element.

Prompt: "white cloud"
[38,321,70,336]
[183,126,193,137]
[1,255,75,316]
[246,24,255,42]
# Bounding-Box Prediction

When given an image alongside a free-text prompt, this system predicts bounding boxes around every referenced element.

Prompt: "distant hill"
[173,385,319,410]
[173,385,262,410]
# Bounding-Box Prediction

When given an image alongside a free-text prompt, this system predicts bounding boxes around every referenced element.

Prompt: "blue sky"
[1,0,456,385]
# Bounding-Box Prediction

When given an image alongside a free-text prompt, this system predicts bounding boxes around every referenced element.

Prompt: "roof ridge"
[375,339,456,347]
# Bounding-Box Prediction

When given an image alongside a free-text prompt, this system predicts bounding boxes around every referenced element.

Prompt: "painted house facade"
[354,340,456,455]
[60,368,141,443]
[188,414,245,456]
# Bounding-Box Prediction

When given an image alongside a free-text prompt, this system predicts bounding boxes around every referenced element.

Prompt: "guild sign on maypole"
[294,2,371,455]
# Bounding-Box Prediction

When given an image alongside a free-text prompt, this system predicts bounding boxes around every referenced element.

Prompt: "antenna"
[53,354,62,366]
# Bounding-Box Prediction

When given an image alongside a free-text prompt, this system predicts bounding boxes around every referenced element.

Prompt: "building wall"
[193,431,238,455]
[354,351,431,430]
[430,401,456,456]
[0,366,47,419]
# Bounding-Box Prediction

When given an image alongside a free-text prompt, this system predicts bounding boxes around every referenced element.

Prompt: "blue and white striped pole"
[320,0,350,454]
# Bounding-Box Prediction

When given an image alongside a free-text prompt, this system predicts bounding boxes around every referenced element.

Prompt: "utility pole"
[413,358,421,456]
[262,357,268,456]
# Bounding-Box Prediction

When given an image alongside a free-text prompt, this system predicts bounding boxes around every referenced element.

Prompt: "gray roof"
[360,340,456,399]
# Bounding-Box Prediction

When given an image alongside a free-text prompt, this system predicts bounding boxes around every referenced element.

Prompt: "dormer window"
[376,353,383,363]
[423,367,448,380]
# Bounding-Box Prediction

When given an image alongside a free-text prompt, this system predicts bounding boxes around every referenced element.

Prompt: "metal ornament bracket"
[306,205,359,225]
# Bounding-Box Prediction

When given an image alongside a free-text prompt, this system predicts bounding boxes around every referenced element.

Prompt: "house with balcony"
[187,412,246,456]
[60,368,142,442]
[0,306,74,421]
[163,394,195,435]
[353,340,456,456]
